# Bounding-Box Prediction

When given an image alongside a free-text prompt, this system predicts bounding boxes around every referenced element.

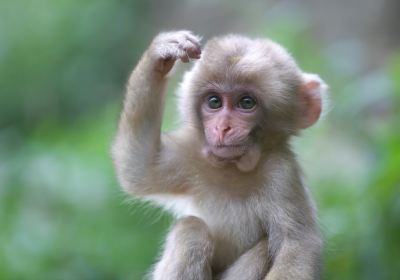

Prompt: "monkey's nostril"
[215,126,229,132]
[223,126,231,133]
[216,126,231,140]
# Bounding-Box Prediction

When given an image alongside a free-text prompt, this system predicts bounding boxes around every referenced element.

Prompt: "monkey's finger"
[171,47,190,63]
[180,53,190,63]
[185,33,202,49]
[180,40,201,60]
[185,35,202,53]
[187,50,201,59]
[184,45,201,59]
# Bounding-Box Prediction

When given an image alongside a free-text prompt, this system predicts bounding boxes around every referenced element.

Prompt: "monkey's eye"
[207,96,222,109]
[238,96,256,110]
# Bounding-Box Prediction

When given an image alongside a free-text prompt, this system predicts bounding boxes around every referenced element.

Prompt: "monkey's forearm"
[152,217,214,280]
[113,52,167,183]
[122,52,167,134]
[118,52,167,162]
[219,239,269,280]
[265,236,322,280]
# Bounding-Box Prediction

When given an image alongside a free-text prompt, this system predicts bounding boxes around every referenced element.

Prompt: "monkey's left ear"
[298,73,328,129]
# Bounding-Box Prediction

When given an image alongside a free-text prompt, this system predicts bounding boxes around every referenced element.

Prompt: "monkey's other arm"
[218,238,269,280]
[264,161,322,280]
[265,230,321,280]
[152,216,214,280]
[112,31,201,195]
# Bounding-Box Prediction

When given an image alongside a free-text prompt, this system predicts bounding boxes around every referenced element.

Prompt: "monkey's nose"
[215,125,232,141]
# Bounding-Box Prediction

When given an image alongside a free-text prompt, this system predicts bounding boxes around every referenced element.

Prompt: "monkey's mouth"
[207,144,248,161]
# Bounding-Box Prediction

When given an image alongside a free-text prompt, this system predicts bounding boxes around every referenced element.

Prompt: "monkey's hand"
[149,30,202,76]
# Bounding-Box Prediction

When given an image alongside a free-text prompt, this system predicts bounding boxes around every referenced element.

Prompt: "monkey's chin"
[206,145,247,161]
[202,145,260,172]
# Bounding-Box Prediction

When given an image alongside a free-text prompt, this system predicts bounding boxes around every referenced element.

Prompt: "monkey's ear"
[298,73,328,129]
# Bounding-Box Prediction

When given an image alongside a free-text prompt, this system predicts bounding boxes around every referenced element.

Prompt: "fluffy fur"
[112,31,327,280]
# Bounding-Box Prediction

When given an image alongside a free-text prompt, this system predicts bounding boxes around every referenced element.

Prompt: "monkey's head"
[178,35,328,172]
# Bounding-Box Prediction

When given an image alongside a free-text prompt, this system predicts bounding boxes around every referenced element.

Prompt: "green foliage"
[1,1,399,279]
[0,108,173,279]
[0,0,151,130]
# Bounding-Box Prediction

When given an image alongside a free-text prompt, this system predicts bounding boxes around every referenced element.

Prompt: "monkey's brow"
[202,81,262,97]
[206,81,223,89]
[202,81,247,93]
[196,81,226,93]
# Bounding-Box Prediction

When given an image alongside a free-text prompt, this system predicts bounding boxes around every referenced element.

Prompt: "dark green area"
[1,1,399,279]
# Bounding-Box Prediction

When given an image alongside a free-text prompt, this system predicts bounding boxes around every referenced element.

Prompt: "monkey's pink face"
[200,92,260,160]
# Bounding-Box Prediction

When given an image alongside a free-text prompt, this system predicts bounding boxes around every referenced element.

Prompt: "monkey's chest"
[190,197,265,271]
[152,192,265,270]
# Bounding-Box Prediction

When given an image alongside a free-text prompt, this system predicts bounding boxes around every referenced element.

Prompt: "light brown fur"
[112,31,327,280]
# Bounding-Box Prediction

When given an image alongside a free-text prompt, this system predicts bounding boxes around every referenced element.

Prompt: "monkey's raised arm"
[112,31,201,196]
[264,158,323,280]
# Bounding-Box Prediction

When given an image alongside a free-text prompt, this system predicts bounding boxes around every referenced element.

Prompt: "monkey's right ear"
[298,73,329,129]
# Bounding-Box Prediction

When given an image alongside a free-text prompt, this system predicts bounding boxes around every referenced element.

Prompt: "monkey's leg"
[152,216,214,280]
[218,239,269,280]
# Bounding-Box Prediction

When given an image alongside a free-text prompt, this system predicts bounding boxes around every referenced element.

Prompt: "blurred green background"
[1,0,399,279]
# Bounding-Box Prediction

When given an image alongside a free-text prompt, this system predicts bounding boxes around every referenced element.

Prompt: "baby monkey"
[112,31,327,280]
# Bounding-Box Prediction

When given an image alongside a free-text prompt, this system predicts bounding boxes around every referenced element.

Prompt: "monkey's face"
[178,35,327,172]
[200,90,261,161]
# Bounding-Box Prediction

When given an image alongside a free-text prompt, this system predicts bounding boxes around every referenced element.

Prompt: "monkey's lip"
[209,145,247,160]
